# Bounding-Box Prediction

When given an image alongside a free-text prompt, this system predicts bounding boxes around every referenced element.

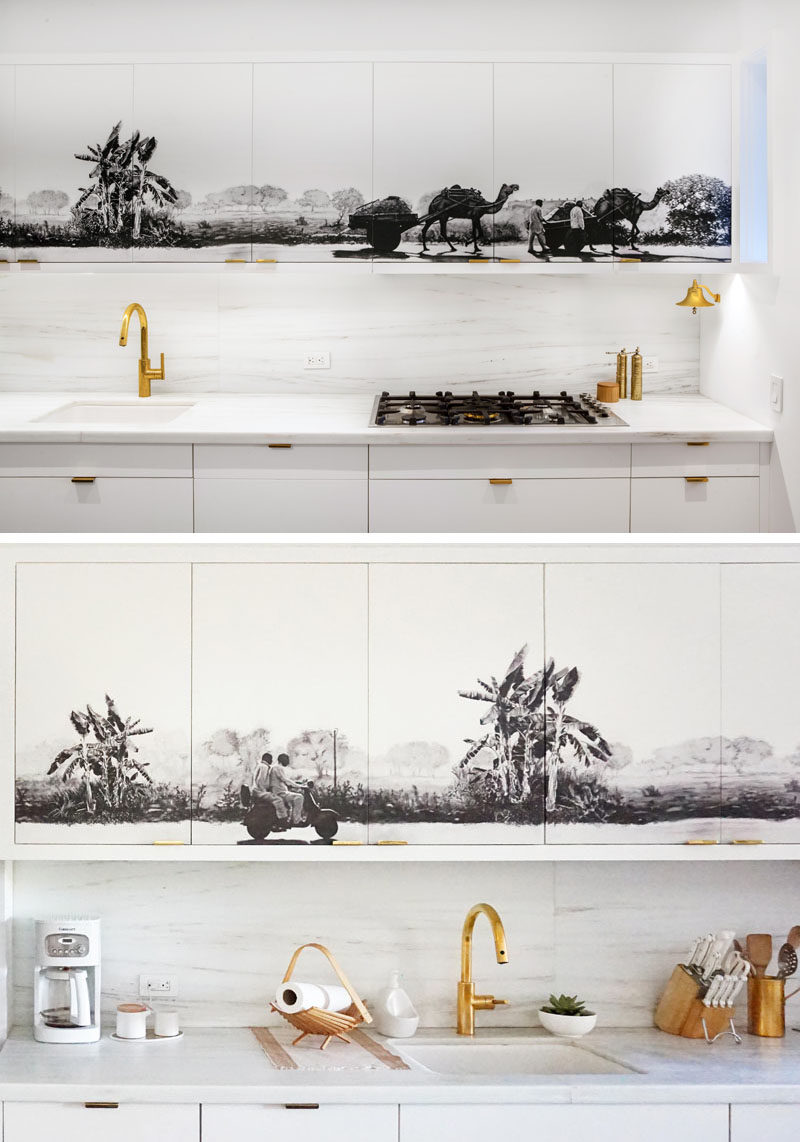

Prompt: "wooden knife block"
[654,964,735,1039]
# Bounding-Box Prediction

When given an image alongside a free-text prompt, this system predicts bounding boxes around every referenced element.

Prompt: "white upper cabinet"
[131,64,253,262]
[0,66,14,261]
[612,63,732,262]
[544,564,721,844]
[14,64,134,262]
[493,63,613,265]
[15,563,192,844]
[721,565,800,843]
[252,63,373,263]
[191,564,368,846]
[368,563,545,844]
[370,63,494,262]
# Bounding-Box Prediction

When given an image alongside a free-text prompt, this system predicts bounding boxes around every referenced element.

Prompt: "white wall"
[0,273,699,395]
[0,0,743,55]
[10,859,797,1031]
[700,0,800,528]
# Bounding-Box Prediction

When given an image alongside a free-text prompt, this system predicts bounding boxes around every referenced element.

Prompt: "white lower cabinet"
[201,1103,398,1141]
[369,478,630,532]
[0,477,194,531]
[731,1106,800,1142]
[3,1102,199,1142]
[193,478,367,531]
[400,1104,728,1142]
[630,476,759,532]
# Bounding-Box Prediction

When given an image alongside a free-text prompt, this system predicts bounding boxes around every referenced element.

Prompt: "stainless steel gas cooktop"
[370,390,628,427]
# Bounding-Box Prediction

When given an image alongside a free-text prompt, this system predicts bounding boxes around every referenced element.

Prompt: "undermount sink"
[34,401,195,426]
[392,1038,636,1077]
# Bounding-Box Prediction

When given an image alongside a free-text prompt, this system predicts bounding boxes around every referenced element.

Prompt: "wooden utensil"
[747,934,773,978]
[786,926,800,950]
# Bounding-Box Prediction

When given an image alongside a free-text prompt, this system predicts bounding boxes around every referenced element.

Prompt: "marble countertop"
[1,1026,799,1104]
[0,393,772,445]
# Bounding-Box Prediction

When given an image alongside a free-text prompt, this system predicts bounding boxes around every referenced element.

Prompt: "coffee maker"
[34,918,101,1043]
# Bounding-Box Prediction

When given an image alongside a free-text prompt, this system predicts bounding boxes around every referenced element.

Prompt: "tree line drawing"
[0,118,731,258]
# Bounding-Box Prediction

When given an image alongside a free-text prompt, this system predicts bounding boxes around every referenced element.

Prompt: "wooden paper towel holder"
[270,942,372,1051]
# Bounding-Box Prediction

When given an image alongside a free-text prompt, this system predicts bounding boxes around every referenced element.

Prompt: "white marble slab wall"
[0,273,699,395]
[9,860,797,1030]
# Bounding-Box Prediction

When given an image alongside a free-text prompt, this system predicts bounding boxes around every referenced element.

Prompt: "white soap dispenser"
[372,970,420,1038]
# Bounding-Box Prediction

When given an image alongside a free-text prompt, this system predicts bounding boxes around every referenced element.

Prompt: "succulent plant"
[540,993,594,1017]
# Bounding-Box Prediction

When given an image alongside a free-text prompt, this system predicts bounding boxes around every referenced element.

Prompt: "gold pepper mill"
[605,349,629,398]
[631,347,643,401]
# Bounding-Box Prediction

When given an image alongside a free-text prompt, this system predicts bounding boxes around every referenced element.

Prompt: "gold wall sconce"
[675,279,721,315]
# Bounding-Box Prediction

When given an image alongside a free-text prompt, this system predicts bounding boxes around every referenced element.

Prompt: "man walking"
[527,198,549,259]
[569,199,597,254]
[269,752,305,827]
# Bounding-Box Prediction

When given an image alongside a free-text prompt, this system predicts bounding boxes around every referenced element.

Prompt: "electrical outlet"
[770,373,784,412]
[643,356,659,372]
[303,351,331,370]
[139,974,177,998]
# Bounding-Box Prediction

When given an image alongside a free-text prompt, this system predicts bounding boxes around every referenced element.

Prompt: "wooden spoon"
[747,933,773,977]
[786,926,800,950]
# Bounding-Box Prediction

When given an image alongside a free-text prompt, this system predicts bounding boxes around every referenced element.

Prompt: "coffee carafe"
[34,918,101,1043]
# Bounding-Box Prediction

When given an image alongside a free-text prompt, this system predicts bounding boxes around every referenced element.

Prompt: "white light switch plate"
[770,373,784,412]
[303,351,331,370]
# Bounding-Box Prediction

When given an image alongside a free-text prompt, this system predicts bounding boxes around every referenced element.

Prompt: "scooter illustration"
[240,780,339,842]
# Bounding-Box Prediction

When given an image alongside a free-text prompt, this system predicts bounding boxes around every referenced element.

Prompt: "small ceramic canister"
[116,1002,149,1039]
[154,1008,181,1038]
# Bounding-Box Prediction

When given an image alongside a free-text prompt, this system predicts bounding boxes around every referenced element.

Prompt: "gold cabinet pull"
[489,478,513,485]
[224,258,247,263]
[71,476,96,483]
[685,839,718,845]
[84,1102,119,1109]
[685,476,709,483]
[268,443,293,449]
[284,1104,320,1110]
[686,441,710,447]
[256,258,277,263]
[731,839,763,845]
[376,840,408,845]
[18,258,39,263]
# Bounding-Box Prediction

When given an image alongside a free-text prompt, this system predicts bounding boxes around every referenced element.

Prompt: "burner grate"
[371,390,628,427]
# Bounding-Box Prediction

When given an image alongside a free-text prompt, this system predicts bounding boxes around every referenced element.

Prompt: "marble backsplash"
[0,272,699,395]
[9,860,796,1030]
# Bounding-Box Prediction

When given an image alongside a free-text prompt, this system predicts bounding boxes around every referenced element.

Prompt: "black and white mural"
[5,61,731,263]
[190,564,368,844]
[15,564,192,843]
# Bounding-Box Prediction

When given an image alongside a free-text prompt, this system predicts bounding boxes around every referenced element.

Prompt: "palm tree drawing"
[458,647,611,812]
[75,123,177,239]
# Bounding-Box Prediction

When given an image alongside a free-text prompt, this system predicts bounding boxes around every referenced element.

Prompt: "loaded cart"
[348,196,419,252]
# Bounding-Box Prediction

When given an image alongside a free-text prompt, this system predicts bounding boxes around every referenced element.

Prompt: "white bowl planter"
[538,1009,597,1038]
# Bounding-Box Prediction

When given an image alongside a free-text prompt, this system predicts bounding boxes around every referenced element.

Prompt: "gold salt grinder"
[631,347,643,401]
[605,348,629,398]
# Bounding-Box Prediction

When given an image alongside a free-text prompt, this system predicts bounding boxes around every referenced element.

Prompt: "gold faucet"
[457,902,509,1035]
[119,302,165,398]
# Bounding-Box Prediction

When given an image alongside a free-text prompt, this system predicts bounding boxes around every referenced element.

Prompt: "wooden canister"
[597,380,620,403]
[747,977,785,1037]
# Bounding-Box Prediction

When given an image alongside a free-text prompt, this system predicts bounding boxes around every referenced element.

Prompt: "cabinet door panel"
[369,563,544,844]
[15,65,133,262]
[0,66,14,260]
[193,478,367,532]
[202,1104,397,1142]
[401,1105,728,1142]
[544,563,720,843]
[192,564,368,845]
[0,477,193,532]
[15,563,191,844]
[613,64,732,262]
[252,63,372,263]
[630,476,759,533]
[368,478,630,533]
[494,64,613,265]
[372,63,493,263]
[132,64,252,262]
[721,565,800,842]
[732,1106,800,1142]
[4,1103,199,1142]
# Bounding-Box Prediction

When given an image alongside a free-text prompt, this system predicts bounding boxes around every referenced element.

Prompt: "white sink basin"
[392,1039,635,1077]
[34,401,195,426]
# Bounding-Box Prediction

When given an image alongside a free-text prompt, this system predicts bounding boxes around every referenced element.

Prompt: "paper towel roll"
[274,981,352,1014]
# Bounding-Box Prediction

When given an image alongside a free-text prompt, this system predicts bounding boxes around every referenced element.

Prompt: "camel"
[593,186,667,249]
[420,183,519,254]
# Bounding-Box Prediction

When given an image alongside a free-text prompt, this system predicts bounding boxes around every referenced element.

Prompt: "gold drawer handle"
[489,478,513,485]
[685,476,709,483]
[376,840,408,845]
[731,839,763,845]
[84,1102,119,1109]
[332,840,363,846]
[18,258,39,264]
[71,476,96,483]
[256,258,277,263]
[686,441,710,447]
[268,443,293,449]
[686,839,718,845]
[285,1104,320,1110]
[225,258,247,263]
